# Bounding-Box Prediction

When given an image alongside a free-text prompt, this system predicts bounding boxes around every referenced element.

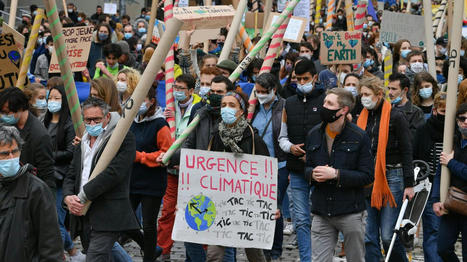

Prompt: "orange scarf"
[357,100,396,210]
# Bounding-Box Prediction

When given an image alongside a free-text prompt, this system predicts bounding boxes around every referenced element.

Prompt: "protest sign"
[104,3,118,15]
[179,0,189,7]
[174,5,236,30]
[48,26,93,73]
[0,34,20,90]
[380,11,426,47]
[319,31,362,65]
[293,0,310,32]
[172,149,278,249]
[179,29,220,45]
[267,14,306,43]
[2,23,24,55]
[245,11,265,28]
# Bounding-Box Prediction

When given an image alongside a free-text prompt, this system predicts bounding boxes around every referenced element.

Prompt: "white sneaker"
[69,250,86,262]
[283,221,295,235]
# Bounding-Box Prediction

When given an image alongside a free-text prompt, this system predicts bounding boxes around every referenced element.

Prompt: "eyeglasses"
[84,117,104,125]
[0,148,20,159]
[173,85,188,91]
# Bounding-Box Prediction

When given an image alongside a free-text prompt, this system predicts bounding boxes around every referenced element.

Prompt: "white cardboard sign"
[380,11,426,47]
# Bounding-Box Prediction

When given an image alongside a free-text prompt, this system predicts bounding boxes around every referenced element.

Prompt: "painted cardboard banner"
[172,149,278,249]
[0,34,20,90]
[267,14,307,43]
[2,23,24,55]
[104,3,118,15]
[380,11,426,47]
[174,5,236,30]
[48,26,93,73]
[179,29,220,45]
[319,31,362,65]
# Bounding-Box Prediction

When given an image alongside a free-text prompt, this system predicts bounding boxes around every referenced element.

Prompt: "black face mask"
[435,114,445,123]
[320,107,342,123]
[208,93,223,108]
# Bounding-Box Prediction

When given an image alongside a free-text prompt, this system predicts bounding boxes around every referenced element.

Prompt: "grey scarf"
[218,116,248,153]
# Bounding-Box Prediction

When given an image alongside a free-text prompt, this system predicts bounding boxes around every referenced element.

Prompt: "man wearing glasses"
[63,97,139,260]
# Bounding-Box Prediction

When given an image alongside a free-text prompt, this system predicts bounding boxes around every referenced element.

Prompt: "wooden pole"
[345,0,355,31]
[82,17,183,215]
[164,0,177,139]
[62,0,68,17]
[238,24,254,52]
[436,6,447,38]
[383,50,392,88]
[8,0,18,27]
[354,0,367,31]
[433,0,447,34]
[219,0,248,61]
[447,0,453,44]
[441,0,463,204]
[315,0,322,24]
[406,0,412,13]
[145,0,159,46]
[325,0,336,30]
[260,0,273,58]
[203,0,213,54]
[16,8,44,89]
[423,0,436,79]
[43,0,85,137]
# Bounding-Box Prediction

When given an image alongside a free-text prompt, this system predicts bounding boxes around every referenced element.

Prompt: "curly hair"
[412,72,439,107]
[117,68,141,98]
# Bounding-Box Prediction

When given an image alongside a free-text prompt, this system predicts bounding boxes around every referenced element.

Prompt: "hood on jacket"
[134,106,164,123]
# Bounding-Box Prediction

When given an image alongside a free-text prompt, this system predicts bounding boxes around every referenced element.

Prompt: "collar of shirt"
[461,139,467,149]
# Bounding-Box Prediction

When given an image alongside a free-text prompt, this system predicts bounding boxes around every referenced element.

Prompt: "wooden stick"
[315,0,322,24]
[219,0,248,62]
[423,0,436,79]
[325,0,336,31]
[43,0,85,137]
[436,6,447,38]
[62,0,68,17]
[354,0,367,31]
[145,0,159,46]
[16,9,44,89]
[441,0,464,204]
[447,0,453,45]
[383,50,392,88]
[164,0,177,139]
[203,0,213,54]
[406,0,412,13]
[82,18,183,215]
[345,0,355,31]
[8,0,18,27]
[238,24,254,52]
[260,0,273,58]
[433,0,447,34]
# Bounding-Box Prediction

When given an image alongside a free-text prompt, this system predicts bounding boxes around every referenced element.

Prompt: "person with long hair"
[412,72,440,120]
[115,68,141,106]
[43,85,85,260]
[90,77,122,115]
[23,83,47,119]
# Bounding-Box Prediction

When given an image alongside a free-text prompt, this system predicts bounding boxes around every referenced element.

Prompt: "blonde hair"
[90,77,122,115]
[117,68,141,97]
[23,83,46,102]
[434,92,446,109]
[359,76,386,97]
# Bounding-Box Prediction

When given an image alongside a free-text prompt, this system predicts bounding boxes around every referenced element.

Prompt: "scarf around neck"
[218,116,248,153]
[357,99,396,210]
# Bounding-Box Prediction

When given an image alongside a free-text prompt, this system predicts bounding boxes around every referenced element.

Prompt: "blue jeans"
[56,186,74,251]
[365,168,408,262]
[185,242,206,262]
[437,211,467,261]
[422,193,442,262]
[112,242,132,262]
[290,171,311,262]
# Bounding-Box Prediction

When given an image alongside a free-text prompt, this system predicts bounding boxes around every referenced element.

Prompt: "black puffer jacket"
[0,164,62,262]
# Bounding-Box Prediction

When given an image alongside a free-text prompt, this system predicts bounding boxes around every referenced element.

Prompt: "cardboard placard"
[0,34,21,90]
[265,13,307,43]
[244,12,265,28]
[172,149,278,249]
[179,29,220,45]
[48,26,93,73]
[173,5,236,30]
[380,11,426,47]
[104,3,118,15]
[319,31,362,65]
[2,23,24,55]
[292,0,310,32]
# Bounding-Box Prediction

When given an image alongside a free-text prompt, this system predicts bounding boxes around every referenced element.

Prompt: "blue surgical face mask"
[47,101,62,113]
[77,16,83,22]
[344,86,358,97]
[419,87,433,99]
[174,91,187,102]
[145,15,150,21]
[138,27,147,34]
[461,50,466,57]
[138,103,149,115]
[0,113,19,125]
[98,33,108,41]
[221,107,238,124]
[124,32,133,39]
[0,157,20,177]
[391,96,402,105]
[459,74,464,85]
[297,82,314,94]
[251,75,257,82]
[400,49,411,58]
[34,99,47,109]
[85,123,104,137]
[199,86,210,99]
[363,58,374,68]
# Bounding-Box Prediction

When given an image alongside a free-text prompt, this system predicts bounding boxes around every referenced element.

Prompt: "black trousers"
[86,230,119,261]
[127,194,163,262]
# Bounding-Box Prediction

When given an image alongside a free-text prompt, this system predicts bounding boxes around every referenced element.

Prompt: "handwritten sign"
[49,26,93,73]
[292,0,310,32]
[267,14,307,43]
[380,11,426,47]
[172,149,278,249]
[0,34,20,90]
[104,3,118,15]
[2,23,24,55]
[319,31,362,65]
[174,5,236,30]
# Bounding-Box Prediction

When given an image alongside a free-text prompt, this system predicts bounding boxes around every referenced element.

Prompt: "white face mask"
[361,96,377,110]
[338,73,347,85]
[48,46,54,54]
[410,62,424,73]
[116,81,127,93]
[257,91,275,105]
[199,86,210,98]
[297,82,314,94]
[300,54,312,60]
